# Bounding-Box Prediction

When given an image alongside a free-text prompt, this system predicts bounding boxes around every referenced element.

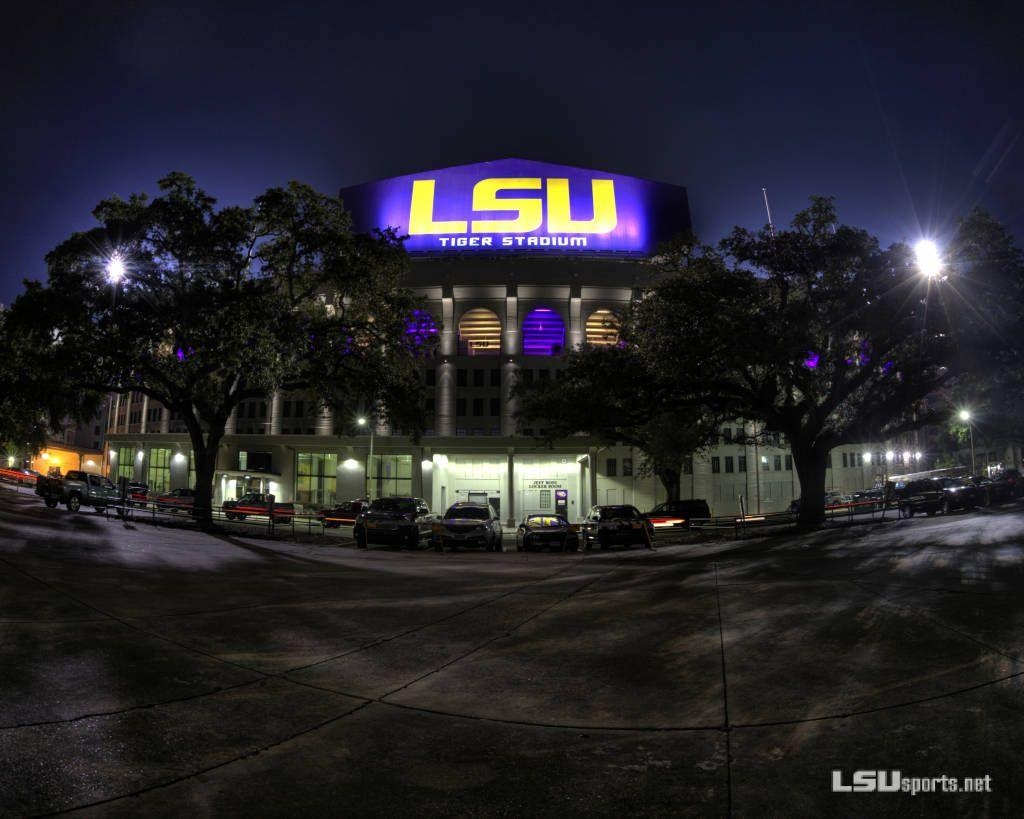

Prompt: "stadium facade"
[103,159,934,520]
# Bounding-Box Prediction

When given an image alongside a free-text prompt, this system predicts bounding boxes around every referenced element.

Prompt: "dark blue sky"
[3,0,1021,305]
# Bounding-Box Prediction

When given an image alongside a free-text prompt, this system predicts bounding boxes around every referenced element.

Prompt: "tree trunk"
[657,466,681,502]
[791,437,830,527]
[186,423,225,533]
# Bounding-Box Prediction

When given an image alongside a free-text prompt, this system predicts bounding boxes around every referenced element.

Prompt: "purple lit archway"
[522,307,565,356]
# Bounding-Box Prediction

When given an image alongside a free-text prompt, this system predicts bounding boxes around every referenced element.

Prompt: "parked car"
[432,502,503,551]
[788,491,854,515]
[353,497,434,548]
[850,488,885,509]
[222,492,297,522]
[580,505,654,550]
[996,468,1024,498]
[893,477,982,517]
[317,499,368,528]
[0,467,38,486]
[125,481,150,507]
[35,470,121,513]
[515,514,578,552]
[970,470,1023,505]
[155,488,196,513]
[644,499,711,529]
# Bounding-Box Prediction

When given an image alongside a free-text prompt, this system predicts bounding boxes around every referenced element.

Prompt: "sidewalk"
[0,486,1020,816]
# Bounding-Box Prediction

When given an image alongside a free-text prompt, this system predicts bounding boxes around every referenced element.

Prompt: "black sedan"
[515,514,579,552]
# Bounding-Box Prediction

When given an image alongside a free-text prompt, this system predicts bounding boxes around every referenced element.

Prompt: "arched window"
[585,308,621,346]
[522,307,565,356]
[458,308,502,356]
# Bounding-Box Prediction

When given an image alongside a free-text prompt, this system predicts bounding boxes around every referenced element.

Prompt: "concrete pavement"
[1,485,1022,816]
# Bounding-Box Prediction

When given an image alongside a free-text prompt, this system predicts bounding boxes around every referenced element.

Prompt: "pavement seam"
[284,557,592,674]
[375,569,613,701]
[713,560,733,819]
[37,700,375,818]
[0,553,592,732]
[0,677,266,731]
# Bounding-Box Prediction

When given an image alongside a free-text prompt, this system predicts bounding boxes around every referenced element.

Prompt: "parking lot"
[2,484,1023,816]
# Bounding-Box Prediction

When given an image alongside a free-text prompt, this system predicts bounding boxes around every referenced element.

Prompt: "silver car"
[432,502,503,551]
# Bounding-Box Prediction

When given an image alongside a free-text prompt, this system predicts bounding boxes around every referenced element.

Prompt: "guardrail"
[688,499,895,537]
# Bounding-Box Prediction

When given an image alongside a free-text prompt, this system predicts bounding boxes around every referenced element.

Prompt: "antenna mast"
[762,188,775,238]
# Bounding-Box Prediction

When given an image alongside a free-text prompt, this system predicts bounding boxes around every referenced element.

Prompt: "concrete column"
[440,289,456,356]
[420,448,433,503]
[270,392,282,435]
[504,286,520,356]
[160,402,170,434]
[568,285,583,349]
[113,394,125,433]
[139,396,149,434]
[501,360,519,436]
[225,406,236,435]
[412,449,424,498]
[588,447,598,510]
[437,361,455,436]
[506,450,515,526]
[316,405,333,436]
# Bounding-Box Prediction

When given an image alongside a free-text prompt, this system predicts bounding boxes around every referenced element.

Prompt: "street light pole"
[102,252,126,480]
[959,410,976,475]
[357,416,375,501]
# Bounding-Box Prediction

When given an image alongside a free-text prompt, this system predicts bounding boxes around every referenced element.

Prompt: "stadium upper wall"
[340,158,691,263]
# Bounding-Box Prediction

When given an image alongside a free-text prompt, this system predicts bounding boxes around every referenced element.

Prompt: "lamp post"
[882,450,895,518]
[102,252,126,480]
[357,416,375,501]
[959,410,976,475]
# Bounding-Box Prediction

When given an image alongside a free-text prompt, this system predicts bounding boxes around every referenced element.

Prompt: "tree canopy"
[519,197,1023,525]
[2,173,429,527]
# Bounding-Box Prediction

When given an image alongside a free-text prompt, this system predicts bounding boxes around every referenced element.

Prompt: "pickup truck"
[35,470,121,513]
[222,493,297,522]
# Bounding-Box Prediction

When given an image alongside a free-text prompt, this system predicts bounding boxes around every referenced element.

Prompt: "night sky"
[3,0,1021,305]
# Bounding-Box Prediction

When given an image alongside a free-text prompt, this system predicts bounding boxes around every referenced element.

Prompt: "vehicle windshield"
[371,498,416,513]
[601,506,638,519]
[446,505,489,520]
[525,515,564,527]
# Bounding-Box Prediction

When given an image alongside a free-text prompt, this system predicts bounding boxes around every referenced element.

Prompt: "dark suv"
[893,477,982,517]
[580,505,654,549]
[353,497,434,548]
[644,499,711,529]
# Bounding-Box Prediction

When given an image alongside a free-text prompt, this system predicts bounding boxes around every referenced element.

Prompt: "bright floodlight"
[107,252,126,282]
[959,409,971,422]
[885,450,895,463]
[356,416,367,427]
[915,240,941,277]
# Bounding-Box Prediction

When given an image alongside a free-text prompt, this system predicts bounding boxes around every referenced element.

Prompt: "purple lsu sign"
[341,159,690,256]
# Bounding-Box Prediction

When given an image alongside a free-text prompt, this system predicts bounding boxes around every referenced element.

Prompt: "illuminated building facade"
[105,160,912,519]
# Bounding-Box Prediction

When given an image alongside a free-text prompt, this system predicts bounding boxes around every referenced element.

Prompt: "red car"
[223,493,296,522]
[155,488,195,513]
[317,499,368,528]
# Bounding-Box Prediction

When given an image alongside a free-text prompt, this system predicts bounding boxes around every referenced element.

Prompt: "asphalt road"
[1,485,1022,817]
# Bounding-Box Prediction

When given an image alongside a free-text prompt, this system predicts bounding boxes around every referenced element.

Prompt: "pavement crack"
[713,560,733,819]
